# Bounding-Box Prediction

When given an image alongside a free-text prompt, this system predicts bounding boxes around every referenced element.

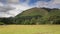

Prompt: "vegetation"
[0,7,60,25]
[0,25,60,34]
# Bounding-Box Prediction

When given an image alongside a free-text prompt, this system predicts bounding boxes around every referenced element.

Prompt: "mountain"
[0,7,60,25]
[16,7,48,17]
[15,7,60,24]
[16,7,60,17]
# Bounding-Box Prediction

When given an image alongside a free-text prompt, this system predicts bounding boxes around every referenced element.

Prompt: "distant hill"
[0,7,60,25]
[15,7,60,24]
[16,7,60,17]
[16,7,48,17]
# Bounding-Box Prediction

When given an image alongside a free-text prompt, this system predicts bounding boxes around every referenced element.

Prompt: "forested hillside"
[0,7,60,25]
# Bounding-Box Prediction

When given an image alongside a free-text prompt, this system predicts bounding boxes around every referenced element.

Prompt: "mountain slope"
[16,7,48,17]
[0,7,60,25]
[15,7,60,24]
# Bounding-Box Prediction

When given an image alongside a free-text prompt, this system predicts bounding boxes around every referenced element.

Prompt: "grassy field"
[0,25,60,34]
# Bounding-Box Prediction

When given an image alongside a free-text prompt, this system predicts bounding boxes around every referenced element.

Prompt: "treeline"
[0,15,60,25]
[0,8,60,25]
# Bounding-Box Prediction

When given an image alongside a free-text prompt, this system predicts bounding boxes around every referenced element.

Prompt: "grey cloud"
[6,0,19,4]
[0,6,14,12]
[0,6,15,17]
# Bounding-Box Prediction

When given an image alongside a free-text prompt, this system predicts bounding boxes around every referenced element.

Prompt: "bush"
[0,22,5,25]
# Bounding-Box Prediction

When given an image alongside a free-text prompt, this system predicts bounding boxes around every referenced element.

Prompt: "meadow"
[0,25,60,34]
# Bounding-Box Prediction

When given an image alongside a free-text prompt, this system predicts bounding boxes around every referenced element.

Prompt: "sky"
[0,0,60,17]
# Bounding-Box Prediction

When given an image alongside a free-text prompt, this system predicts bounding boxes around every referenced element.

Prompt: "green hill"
[0,7,60,25]
[16,7,48,17]
[15,7,60,24]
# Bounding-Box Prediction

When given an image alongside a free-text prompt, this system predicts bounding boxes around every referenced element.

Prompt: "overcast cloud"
[0,0,60,17]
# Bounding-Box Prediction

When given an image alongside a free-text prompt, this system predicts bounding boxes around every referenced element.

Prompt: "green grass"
[0,25,60,34]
